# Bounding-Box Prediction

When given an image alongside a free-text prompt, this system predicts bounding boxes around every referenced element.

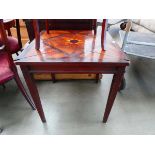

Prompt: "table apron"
[26,65,125,74]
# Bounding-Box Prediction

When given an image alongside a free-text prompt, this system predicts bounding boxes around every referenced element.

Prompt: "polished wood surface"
[16,30,128,65]
[24,19,97,41]
[16,26,129,123]
[24,19,99,81]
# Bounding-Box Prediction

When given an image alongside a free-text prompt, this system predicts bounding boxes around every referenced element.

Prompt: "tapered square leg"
[21,66,46,123]
[103,69,124,123]
[95,73,100,83]
[14,73,36,110]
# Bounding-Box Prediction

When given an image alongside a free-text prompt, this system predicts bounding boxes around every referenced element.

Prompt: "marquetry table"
[15,29,129,123]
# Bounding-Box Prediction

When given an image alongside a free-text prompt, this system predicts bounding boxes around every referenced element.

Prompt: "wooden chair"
[0,19,22,56]
[33,19,106,50]
[0,19,36,110]
[101,19,107,50]
[32,19,106,83]
[25,19,97,41]
[45,19,97,35]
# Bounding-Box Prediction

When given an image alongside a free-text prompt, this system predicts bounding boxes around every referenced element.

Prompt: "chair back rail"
[32,19,107,51]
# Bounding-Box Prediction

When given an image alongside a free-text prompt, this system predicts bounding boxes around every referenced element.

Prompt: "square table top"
[15,30,129,66]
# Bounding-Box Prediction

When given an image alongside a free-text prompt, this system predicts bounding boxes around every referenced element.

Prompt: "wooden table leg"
[118,76,126,91]
[14,73,36,110]
[21,66,46,123]
[103,69,124,123]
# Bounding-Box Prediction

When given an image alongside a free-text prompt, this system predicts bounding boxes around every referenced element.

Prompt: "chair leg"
[95,73,100,83]
[14,74,36,110]
[51,73,56,83]
[93,19,97,35]
[16,19,22,49]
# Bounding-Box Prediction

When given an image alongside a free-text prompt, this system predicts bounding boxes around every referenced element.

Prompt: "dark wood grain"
[45,19,49,34]
[32,20,40,50]
[3,19,15,36]
[101,19,107,51]
[16,30,128,65]
[21,66,46,122]
[15,24,129,123]
[103,68,125,122]
[15,19,22,49]
[24,19,97,41]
